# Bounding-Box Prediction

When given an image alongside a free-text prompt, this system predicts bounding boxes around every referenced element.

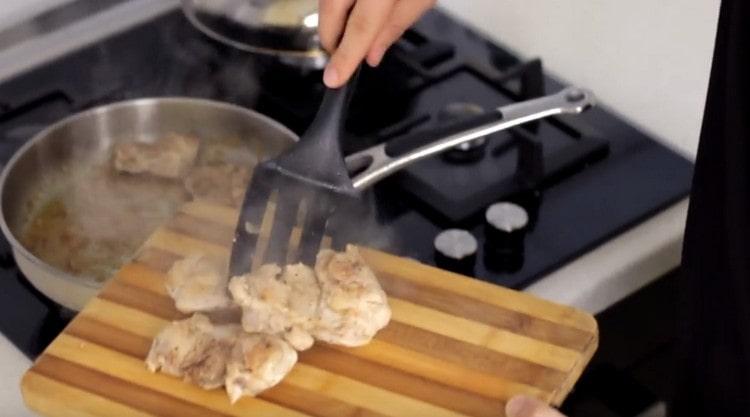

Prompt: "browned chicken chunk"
[228,263,319,351]
[225,333,297,403]
[166,255,231,313]
[114,133,200,179]
[145,314,239,390]
[184,164,251,207]
[313,245,391,347]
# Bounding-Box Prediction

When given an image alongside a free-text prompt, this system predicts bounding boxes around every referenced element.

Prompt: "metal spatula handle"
[345,87,596,190]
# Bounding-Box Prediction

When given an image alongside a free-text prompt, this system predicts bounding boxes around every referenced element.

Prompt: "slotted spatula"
[229,72,360,275]
[230,84,596,276]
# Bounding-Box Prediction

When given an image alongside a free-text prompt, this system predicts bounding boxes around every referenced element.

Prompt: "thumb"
[505,395,567,417]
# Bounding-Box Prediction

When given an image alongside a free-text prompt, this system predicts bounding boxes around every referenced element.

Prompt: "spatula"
[229,72,360,276]
[230,84,596,276]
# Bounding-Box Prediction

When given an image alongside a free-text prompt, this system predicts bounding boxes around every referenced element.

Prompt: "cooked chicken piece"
[146,314,239,389]
[283,264,320,329]
[228,263,319,351]
[225,333,297,403]
[229,264,289,334]
[283,324,315,351]
[114,133,200,179]
[313,245,391,347]
[166,255,231,313]
[184,164,251,207]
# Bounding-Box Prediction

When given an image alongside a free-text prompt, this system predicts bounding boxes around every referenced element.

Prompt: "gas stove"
[0,5,692,358]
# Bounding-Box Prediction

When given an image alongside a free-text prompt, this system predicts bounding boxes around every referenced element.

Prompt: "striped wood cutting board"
[21,200,598,417]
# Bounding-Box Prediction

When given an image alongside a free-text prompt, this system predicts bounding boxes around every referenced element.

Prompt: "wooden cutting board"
[21,200,597,417]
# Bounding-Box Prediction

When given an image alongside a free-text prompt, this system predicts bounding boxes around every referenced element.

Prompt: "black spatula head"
[229,70,361,276]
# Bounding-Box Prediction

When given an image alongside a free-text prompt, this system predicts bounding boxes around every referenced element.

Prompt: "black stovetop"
[0,8,693,358]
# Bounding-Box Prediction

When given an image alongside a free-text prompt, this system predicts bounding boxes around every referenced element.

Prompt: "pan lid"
[182,0,327,68]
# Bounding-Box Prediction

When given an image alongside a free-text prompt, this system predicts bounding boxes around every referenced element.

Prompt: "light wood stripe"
[359,248,597,333]
[48,334,469,417]
[22,372,156,417]
[116,263,172,296]
[80,298,171,339]
[76,297,549,403]
[389,298,580,371]
[167,213,234,248]
[146,229,229,261]
[180,201,238,227]
[378,270,594,351]
[98,281,184,321]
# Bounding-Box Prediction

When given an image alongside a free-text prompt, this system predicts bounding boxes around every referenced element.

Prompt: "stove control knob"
[485,202,529,253]
[484,202,528,272]
[434,229,478,275]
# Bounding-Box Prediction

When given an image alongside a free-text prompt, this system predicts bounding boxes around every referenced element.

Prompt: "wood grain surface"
[21,200,598,417]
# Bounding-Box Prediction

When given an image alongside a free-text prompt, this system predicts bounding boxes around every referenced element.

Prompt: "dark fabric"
[672,0,750,415]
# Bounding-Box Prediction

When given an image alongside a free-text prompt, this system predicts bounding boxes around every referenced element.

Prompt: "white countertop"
[0,334,33,417]
[0,1,692,415]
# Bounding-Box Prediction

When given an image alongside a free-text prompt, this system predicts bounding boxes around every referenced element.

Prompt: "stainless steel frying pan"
[0,98,298,311]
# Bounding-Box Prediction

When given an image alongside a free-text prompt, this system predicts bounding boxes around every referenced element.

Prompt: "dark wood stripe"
[165,214,234,248]
[378,321,565,391]
[301,345,505,417]
[377,271,592,351]
[63,318,402,417]
[98,280,184,321]
[67,317,151,359]
[34,355,236,417]
[261,384,391,417]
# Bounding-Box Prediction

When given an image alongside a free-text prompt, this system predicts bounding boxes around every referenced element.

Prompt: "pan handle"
[344,87,596,190]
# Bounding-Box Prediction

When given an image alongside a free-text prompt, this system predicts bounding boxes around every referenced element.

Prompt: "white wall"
[1,1,720,158]
[438,0,721,159]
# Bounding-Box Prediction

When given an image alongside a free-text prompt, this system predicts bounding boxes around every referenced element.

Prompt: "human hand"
[318,0,436,87]
[506,395,568,417]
